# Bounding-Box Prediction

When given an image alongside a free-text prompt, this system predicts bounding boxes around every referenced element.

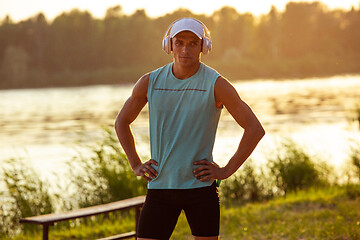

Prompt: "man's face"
[171,31,202,67]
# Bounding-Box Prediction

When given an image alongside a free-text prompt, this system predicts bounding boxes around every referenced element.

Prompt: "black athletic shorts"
[137,181,220,239]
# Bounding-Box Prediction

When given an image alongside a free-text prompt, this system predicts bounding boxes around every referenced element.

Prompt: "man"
[115,18,265,240]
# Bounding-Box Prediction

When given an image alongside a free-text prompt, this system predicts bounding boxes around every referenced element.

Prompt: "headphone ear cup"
[202,37,212,55]
[162,36,171,54]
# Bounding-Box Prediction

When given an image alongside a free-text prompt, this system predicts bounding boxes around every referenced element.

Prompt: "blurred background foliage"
[66,127,147,209]
[0,1,360,89]
[1,128,360,237]
[0,158,54,237]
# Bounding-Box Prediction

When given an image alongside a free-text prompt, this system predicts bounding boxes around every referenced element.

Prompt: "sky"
[0,0,359,22]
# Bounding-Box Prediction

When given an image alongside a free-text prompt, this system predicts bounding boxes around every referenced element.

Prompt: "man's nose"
[181,45,190,53]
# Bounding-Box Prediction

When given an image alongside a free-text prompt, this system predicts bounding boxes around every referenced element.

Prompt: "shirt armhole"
[214,75,223,109]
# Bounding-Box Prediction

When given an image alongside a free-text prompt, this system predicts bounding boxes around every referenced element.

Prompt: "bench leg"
[42,224,50,240]
[135,207,141,239]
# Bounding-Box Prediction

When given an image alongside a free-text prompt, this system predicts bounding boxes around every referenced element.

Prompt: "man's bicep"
[132,73,150,100]
[215,76,243,111]
[119,74,149,124]
[120,96,147,123]
[215,77,257,128]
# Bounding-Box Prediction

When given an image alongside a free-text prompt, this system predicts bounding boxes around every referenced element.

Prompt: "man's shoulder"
[214,76,231,90]
[147,63,173,84]
[140,72,150,81]
[201,62,220,75]
[135,73,150,87]
[201,63,221,84]
[138,63,171,83]
[132,73,150,98]
[151,63,172,75]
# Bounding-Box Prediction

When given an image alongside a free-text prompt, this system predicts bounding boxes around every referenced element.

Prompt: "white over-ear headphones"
[162,18,212,55]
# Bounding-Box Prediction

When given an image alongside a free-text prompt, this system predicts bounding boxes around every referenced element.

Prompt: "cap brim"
[170,29,202,39]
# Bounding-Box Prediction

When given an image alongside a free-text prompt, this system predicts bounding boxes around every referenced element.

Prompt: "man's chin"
[178,57,192,62]
[177,58,198,66]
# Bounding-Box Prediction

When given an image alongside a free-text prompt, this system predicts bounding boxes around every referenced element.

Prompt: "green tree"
[47,9,102,72]
[0,16,16,62]
[280,2,326,58]
[256,6,281,60]
[341,6,360,70]
[29,13,48,69]
[102,5,127,68]
[125,9,159,65]
[1,45,29,87]
[212,7,244,59]
[0,2,360,88]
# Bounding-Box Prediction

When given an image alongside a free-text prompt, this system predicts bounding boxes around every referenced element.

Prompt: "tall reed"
[354,104,360,130]
[67,127,147,208]
[0,158,53,237]
[349,144,360,183]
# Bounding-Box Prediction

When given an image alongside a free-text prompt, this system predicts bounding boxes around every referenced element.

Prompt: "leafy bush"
[0,127,148,238]
[67,127,147,208]
[0,158,53,237]
[349,144,360,183]
[267,139,329,195]
[352,103,360,130]
[220,160,272,204]
[345,183,360,199]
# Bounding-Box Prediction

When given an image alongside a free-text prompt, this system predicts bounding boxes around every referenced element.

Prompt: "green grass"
[7,186,360,240]
[219,187,360,240]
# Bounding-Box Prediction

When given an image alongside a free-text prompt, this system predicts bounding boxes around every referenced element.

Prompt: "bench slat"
[96,231,136,240]
[20,195,145,224]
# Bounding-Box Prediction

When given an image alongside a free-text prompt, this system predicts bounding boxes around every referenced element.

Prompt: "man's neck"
[172,61,201,80]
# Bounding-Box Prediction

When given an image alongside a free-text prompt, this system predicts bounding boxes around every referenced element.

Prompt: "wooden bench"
[19,195,146,240]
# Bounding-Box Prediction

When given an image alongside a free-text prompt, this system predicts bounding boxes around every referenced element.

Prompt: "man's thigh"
[183,183,220,238]
[137,189,181,239]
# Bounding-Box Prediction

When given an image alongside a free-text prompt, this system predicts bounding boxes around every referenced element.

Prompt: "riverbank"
[1,63,360,91]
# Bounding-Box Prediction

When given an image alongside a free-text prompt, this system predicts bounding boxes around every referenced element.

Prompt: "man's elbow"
[114,115,120,133]
[258,125,265,139]
[249,122,265,141]
[114,113,127,133]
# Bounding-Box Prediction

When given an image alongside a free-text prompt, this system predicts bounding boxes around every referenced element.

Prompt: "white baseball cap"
[169,18,205,39]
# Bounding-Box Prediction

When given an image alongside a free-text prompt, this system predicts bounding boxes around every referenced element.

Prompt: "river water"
[1,75,360,180]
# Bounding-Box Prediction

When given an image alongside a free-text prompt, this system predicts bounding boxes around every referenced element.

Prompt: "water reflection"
[0,75,359,179]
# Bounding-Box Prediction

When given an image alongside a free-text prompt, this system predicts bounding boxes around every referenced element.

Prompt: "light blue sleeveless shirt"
[147,62,221,189]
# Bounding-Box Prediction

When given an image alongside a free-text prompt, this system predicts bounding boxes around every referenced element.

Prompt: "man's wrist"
[129,158,142,171]
[222,165,232,179]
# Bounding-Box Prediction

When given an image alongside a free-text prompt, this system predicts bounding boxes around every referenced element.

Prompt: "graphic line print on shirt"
[154,88,207,92]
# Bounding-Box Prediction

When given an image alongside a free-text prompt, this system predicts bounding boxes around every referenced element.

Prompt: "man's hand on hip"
[133,159,158,181]
[193,159,228,182]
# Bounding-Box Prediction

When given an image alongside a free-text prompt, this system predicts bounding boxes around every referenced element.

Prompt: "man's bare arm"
[194,76,265,181]
[115,73,158,181]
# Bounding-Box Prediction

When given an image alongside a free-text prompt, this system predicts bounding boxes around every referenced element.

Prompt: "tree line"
[0,1,359,89]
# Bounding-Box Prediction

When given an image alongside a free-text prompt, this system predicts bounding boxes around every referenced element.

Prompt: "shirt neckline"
[169,62,203,82]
